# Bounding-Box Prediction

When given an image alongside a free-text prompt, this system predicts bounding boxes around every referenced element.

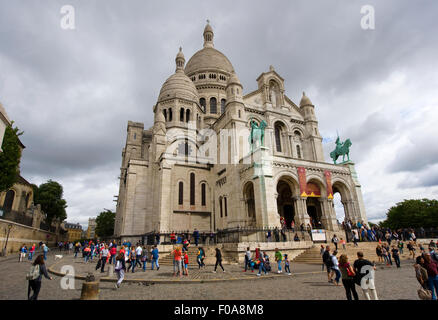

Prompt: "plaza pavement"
[0,250,422,300]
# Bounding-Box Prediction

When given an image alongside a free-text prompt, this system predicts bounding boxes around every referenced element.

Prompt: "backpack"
[26,265,40,280]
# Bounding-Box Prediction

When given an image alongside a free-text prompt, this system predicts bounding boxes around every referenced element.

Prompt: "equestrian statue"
[330,135,352,164]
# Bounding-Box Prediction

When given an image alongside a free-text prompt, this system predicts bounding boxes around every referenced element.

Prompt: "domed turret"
[203,20,214,48]
[158,48,199,103]
[299,91,313,107]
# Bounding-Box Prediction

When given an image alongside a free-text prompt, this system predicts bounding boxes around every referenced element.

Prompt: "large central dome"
[185,47,234,76]
[184,22,234,76]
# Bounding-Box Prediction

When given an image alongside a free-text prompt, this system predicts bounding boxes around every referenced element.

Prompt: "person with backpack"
[114,252,126,289]
[274,248,283,274]
[322,246,334,283]
[27,254,52,300]
[42,243,49,260]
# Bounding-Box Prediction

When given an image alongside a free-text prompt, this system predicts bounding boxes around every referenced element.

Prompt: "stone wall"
[0,219,66,256]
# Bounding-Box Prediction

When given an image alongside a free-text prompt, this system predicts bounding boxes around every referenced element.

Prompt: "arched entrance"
[276,178,296,229]
[305,181,324,229]
[332,181,353,223]
[3,190,15,212]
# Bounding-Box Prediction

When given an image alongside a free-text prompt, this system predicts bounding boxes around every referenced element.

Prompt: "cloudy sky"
[1,0,437,227]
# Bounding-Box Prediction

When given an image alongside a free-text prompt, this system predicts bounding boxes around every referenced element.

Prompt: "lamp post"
[2,224,13,256]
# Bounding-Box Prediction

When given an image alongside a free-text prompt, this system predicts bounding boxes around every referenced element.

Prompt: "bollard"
[80,273,99,300]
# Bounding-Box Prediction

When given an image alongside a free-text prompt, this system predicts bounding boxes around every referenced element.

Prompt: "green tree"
[95,209,115,237]
[0,123,23,192]
[380,199,438,229]
[33,180,67,224]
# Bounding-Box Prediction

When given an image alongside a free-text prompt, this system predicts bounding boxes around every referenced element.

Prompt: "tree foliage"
[33,180,67,224]
[0,123,23,192]
[95,209,115,237]
[380,199,438,229]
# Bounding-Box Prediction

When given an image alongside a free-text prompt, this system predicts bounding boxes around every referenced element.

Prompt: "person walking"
[114,252,126,289]
[352,229,359,247]
[257,253,267,276]
[213,248,225,273]
[141,246,148,272]
[274,248,283,274]
[83,246,91,263]
[322,246,334,283]
[74,242,80,258]
[26,254,52,300]
[284,254,291,275]
[376,245,383,263]
[42,243,49,261]
[320,245,325,271]
[353,251,378,300]
[127,248,136,273]
[98,245,109,273]
[407,241,416,259]
[331,251,341,286]
[151,245,160,271]
[135,244,143,270]
[338,254,359,300]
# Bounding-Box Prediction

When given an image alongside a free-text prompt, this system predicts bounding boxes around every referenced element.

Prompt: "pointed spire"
[300,91,313,107]
[203,20,214,48]
[175,46,185,72]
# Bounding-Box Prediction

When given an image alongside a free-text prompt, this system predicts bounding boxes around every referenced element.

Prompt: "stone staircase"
[158,245,236,266]
[292,241,414,264]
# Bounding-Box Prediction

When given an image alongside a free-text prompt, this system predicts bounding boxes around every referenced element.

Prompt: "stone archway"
[332,180,354,223]
[305,180,325,229]
[275,176,299,229]
[3,190,15,212]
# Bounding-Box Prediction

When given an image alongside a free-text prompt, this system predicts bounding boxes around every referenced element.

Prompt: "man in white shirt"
[134,245,143,272]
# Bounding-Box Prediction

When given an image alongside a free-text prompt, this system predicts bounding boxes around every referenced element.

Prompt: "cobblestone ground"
[0,250,422,300]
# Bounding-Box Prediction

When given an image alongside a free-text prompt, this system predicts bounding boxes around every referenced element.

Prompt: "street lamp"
[2,224,13,256]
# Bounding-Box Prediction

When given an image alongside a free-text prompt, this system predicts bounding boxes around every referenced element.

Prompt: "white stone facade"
[114,23,368,240]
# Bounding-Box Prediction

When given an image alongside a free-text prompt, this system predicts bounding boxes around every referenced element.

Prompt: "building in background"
[86,218,97,239]
[0,102,11,152]
[64,222,83,241]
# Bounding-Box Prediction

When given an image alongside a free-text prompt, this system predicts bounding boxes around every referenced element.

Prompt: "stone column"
[320,197,339,231]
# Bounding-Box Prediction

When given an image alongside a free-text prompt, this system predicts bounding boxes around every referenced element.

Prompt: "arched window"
[190,173,195,205]
[201,183,206,206]
[296,145,302,159]
[219,196,223,217]
[200,98,206,112]
[210,97,217,114]
[3,190,15,212]
[180,108,184,122]
[168,108,172,121]
[221,99,226,114]
[163,109,167,121]
[178,182,184,205]
[274,123,283,152]
[186,109,190,123]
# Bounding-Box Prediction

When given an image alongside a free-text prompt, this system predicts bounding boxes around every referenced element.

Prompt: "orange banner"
[298,167,307,197]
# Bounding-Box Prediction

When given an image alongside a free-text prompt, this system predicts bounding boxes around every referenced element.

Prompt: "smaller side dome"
[155,109,165,123]
[300,91,313,107]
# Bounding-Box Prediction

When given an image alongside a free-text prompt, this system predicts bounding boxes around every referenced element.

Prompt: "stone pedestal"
[80,281,100,300]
